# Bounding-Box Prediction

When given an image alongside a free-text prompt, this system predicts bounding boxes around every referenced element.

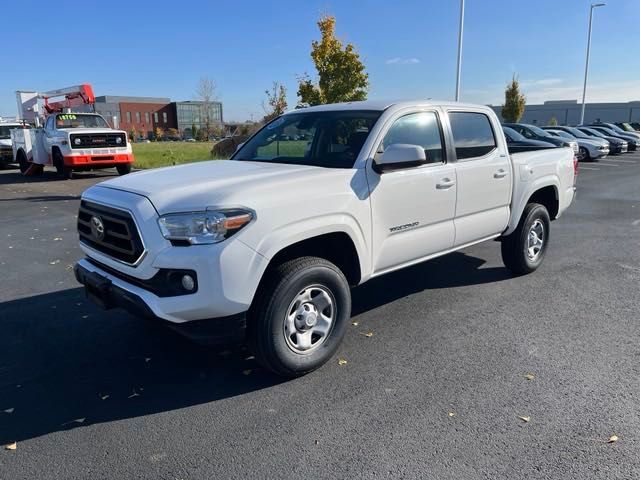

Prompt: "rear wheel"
[116,164,132,175]
[53,150,72,179]
[17,150,30,174]
[248,256,351,377]
[501,203,550,275]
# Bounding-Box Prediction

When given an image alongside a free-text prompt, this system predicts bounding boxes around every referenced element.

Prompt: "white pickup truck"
[74,100,576,376]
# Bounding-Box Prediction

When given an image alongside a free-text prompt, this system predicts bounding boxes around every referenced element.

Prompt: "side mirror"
[373,144,426,173]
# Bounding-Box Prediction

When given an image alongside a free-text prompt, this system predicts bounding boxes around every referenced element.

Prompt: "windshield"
[54,114,109,129]
[233,110,382,168]
[564,127,590,139]
[503,127,525,141]
[581,128,607,139]
[527,125,552,137]
[552,130,575,139]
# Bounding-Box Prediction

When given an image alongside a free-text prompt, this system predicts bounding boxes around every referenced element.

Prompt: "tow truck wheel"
[116,164,132,175]
[53,150,72,179]
[249,256,351,377]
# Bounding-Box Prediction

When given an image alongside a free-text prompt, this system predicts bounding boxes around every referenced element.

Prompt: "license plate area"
[84,271,115,309]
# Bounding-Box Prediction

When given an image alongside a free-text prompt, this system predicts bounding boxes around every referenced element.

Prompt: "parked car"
[576,127,628,154]
[630,122,640,131]
[502,126,556,149]
[541,127,608,161]
[615,122,639,133]
[592,122,640,141]
[586,125,639,151]
[503,123,579,157]
[74,100,577,377]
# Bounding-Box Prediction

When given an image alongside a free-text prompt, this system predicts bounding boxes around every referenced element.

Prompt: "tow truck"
[11,84,134,178]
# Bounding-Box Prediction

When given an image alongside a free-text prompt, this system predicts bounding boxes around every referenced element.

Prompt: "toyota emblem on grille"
[90,216,105,241]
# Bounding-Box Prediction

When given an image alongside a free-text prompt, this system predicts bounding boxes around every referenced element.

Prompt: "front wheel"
[501,203,550,275]
[53,150,72,179]
[579,146,591,162]
[248,256,351,377]
[116,164,132,175]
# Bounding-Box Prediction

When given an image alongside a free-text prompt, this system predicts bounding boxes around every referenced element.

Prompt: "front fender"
[245,213,371,283]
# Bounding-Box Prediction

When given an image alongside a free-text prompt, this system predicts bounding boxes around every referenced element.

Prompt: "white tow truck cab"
[11,85,134,178]
[74,100,577,377]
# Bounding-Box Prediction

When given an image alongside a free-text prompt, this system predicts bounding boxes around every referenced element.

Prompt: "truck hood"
[60,128,126,135]
[96,160,331,214]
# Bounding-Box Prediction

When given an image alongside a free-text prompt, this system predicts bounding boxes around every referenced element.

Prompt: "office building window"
[135,112,141,123]
[126,112,131,123]
[163,112,168,123]
[144,112,150,124]
[154,112,159,123]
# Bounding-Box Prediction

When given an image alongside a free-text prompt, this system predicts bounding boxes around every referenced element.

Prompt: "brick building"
[94,95,177,139]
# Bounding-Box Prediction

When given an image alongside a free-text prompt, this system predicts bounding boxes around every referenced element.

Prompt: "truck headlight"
[157,209,254,244]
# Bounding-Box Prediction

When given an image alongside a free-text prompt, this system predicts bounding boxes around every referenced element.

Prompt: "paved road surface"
[1,155,640,479]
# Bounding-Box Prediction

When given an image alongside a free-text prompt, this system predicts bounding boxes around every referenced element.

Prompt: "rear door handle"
[494,169,508,179]
[436,178,455,189]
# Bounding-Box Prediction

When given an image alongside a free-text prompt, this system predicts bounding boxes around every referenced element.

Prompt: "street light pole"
[580,3,606,125]
[455,0,465,101]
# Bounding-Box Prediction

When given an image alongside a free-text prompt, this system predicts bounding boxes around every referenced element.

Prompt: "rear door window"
[449,112,497,159]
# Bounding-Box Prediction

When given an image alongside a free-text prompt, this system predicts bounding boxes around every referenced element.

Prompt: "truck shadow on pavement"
[0,252,512,444]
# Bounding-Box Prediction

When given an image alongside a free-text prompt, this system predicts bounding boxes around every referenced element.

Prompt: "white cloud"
[386,57,420,65]
[520,78,564,87]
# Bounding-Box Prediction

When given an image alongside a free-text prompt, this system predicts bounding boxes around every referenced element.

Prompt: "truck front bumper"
[64,153,134,166]
[74,260,247,346]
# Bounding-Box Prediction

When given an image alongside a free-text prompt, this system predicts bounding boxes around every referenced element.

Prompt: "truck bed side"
[505,147,576,236]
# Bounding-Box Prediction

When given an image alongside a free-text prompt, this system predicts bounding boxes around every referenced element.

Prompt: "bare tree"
[262,81,288,123]
[195,77,218,138]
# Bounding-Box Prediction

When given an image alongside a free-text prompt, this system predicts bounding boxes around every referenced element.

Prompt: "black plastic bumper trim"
[74,262,246,346]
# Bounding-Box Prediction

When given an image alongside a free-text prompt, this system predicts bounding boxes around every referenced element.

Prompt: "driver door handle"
[494,169,508,179]
[436,178,455,189]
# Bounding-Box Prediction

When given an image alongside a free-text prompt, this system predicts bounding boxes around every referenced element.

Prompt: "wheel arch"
[505,180,559,236]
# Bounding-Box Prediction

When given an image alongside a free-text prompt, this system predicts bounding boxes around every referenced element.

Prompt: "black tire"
[501,203,550,275]
[17,150,30,173]
[248,256,351,377]
[579,146,591,162]
[53,149,72,179]
[116,163,132,175]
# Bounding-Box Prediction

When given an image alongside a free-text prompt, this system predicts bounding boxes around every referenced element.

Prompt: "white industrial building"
[490,100,640,126]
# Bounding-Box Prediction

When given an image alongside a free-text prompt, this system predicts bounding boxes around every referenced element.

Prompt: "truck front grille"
[77,201,145,265]
[70,133,126,149]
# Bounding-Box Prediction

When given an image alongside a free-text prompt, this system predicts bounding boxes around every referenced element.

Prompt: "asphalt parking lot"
[1,154,640,479]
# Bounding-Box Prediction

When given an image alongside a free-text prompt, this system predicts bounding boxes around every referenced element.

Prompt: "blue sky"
[1,0,638,121]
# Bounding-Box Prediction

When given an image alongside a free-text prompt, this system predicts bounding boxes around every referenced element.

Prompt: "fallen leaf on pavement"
[144,357,151,363]
[3,408,14,414]
[360,332,374,338]
[49,260,60,265]
[242,369,252,376]
[4,442,16,451]
[351,321,359,326]
[53,237,62,241]
[518,416,530,423]
[524,373,535,380]
[448,411,456,417]
[608,435,619,443]
[338,358,348,366]
[128,390,140,398]
[100,394,110,401]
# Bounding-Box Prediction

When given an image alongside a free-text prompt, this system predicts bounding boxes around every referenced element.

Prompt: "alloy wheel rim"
[527,219,545,261]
